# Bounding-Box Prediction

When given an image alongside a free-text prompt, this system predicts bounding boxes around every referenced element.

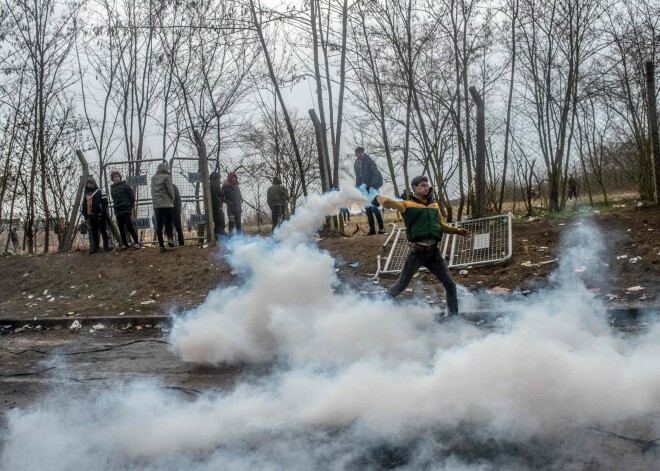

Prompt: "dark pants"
[365,206,384,233]
[88,216,109,252]
[173,210,185,245]
[213,208,226,237]
[154,208,174,248]
[227,210,241,235]
[387,247,458,315]
[271,204,286,232]
[340,208,350,222]
[116,213,139,247]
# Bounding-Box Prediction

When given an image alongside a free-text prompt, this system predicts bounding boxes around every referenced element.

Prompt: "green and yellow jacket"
[376,190,461,242]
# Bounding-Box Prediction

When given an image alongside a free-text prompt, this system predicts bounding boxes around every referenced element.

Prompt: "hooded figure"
[110,171,140,249]
[150,162,175,252]
[266,175,289,232]
[222,172,242,235]
[209,172,226,238]
[81,177,110,253]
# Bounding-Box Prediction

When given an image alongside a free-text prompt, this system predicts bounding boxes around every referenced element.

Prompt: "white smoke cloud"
[3,191,660,471]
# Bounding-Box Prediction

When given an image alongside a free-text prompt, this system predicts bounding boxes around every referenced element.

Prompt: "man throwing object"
[376,175,470,316]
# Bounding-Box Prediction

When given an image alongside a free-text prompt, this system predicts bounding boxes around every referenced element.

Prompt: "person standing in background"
[109,171,140,250]
[151,162,175,253]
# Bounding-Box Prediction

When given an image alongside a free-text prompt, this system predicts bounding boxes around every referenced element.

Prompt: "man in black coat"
[354,146,385,235]
[209,172,226,239]
[222,172,242,236]
[81,177,110,253]
[110,171,140,250]
[172,183,185,246]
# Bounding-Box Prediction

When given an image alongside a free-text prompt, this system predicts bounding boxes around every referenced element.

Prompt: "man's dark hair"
[110,171,122,180]
[273,176,281,185]
[411,175,429,188]
[355,146,365,154]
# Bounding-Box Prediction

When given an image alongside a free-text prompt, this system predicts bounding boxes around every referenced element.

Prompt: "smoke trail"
[3,191,660,470]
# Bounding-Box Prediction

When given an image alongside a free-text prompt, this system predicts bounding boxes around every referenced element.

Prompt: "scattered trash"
[558,223,565,226]
[43,290,48,295]
[230,270,240,275]
[626,286,645,292]
[34,325,43,332]
[405,288,414,292]
[616,255,627,259]
[459,270,469,275]
[349,262,360,268]
[537,246,548,251]
[135,325,143,331]
[92,323,106,330]
[27,295,33,299]
[521,259,557,268]
[87,294,94,299]
[626,228,631,232]
[606,294,618,300]
[140,300,156,305]
[69,320,82,331]
[574,267,587,273]
[129,290,136,297]
[489,286,511,295]
[66,311,77,317]
[593,210,600,214]
[629,257,641,263]
[119,312,125,316]
[527,216,538,222]
[413,272,421,278]
[590,288,600,292]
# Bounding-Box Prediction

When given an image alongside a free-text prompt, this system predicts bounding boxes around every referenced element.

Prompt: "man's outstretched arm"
[375,195,406,213]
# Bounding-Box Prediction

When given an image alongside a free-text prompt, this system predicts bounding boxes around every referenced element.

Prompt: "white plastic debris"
[626,286,645,292]
[459,270,469,275]
[69,320,82,331]
[92,323,106,330]
[140,300,156,305]
[629,257,641,263]
[616,255,627,259]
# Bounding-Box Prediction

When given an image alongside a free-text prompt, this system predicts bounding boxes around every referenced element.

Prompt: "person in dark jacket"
[376,175,470,317]
[172,183,185,246]
[266,176,289,232]
[209,172,226,238]
[81,177,110,253]
[110,171,140,250]
[151,162,175,252]
[354,146,385,235]
[222,172,242,236]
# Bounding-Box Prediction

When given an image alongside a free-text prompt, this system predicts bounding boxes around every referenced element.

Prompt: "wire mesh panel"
[375,214,512,277]
[445,215,512,268]
[103,157,212,244]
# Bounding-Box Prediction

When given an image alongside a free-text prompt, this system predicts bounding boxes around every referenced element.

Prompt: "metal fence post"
[646,60,660,204]
[60,150,89,252]
[469,86,486,217]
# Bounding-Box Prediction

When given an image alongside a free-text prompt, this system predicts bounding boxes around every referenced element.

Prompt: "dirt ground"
[0,204,658,322]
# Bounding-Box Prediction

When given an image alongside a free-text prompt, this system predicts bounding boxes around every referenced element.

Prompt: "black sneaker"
[366,231,376,236]
[160,246,167,253]
[378,228,387,234]
[167,239,175,247]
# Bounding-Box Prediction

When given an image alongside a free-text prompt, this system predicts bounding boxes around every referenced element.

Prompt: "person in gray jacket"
[266,176,289,232]
[151,162,175,252]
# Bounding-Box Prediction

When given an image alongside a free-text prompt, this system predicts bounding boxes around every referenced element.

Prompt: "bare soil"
[1,204,658,322]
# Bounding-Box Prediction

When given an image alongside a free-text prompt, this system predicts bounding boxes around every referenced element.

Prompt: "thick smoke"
[2,193,660,471]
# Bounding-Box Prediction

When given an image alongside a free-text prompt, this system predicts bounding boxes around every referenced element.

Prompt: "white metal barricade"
[375,214,512,278]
